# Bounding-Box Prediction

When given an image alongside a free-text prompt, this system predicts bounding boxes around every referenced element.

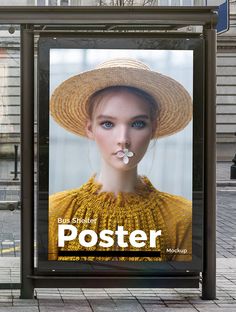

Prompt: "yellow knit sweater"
[48,176,192,261]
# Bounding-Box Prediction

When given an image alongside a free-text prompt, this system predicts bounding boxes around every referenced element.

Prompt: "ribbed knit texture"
[49,176,192,261]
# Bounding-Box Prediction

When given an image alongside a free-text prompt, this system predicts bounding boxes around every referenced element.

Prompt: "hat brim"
[50,67,192,138]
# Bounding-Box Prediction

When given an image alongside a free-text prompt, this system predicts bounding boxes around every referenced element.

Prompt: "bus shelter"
[0,6,217,300]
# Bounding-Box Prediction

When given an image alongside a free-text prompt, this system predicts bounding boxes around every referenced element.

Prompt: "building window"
[36,0,70,5]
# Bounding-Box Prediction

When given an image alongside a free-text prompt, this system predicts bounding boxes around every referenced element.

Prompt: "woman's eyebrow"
[96,115,117,120]
[131,115,150,120]
[96,114,150,120]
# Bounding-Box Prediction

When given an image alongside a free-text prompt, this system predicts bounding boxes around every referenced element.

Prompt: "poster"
[47,48,193,262]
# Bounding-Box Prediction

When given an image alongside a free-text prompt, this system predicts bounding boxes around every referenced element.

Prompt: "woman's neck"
[96,163,139,195]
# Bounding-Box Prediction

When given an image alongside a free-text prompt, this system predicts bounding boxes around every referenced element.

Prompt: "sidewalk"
[0,258,235,311]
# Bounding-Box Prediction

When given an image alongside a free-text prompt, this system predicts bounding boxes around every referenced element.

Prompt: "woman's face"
[86,91,154,171]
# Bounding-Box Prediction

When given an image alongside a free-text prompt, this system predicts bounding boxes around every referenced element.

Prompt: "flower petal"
[127,151,134,157]
[123,156,129,164]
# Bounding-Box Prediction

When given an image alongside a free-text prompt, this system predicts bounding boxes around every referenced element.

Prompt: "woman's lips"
[116,151,125,157]
[112,150,124,156]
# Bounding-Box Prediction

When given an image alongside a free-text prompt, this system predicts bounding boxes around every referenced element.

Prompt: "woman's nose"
[117,126,131,148]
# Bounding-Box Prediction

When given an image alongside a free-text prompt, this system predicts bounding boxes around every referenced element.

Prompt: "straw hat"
[50,58,192,138]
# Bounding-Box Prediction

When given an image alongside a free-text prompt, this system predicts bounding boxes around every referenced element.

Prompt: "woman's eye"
[132,120,146,129]
[101,121,113,129]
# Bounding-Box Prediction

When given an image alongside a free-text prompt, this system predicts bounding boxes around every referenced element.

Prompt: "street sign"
[217,0,229,34]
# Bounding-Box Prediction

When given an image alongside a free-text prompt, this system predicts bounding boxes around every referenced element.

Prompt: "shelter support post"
[20,24,35,299]
[202,27,217,300]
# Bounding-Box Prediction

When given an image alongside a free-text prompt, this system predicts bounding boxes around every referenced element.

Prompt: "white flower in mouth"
[117,148,134,164]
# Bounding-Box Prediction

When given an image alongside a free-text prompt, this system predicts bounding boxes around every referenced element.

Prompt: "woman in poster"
[48,58,192,262]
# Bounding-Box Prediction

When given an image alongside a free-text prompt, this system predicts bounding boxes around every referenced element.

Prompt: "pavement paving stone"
[196,309,236,312]
[84,297,111,301]
[62,298,90,304]
[152,289,177,292]
[59,289,83,293]
[216,303,236,307]
[112,301,145,311]
[88,298,115,304]
[60,293,85,297]
[108,293,134,297]
[61,296,86,300]
[165,303,195,307]
[189,299,214,303]
[36,290,60,294]
[108,296,135,299]
[0,308,39,312]
[192,303,219,308]
[215,299,236,304]
[88,300,117,312]
[138,299,165,305]
[37,296,62,300]
[83,291,108,295]
[37,293,61,297]
[106,292,131,295]
[159,296,190,300]
[130,291,155,294]
[105,288,130,291]
[38,299,64,305]
[135,296,160,300]
[164,299,195,303]
[142,307,197,312]
[12,299,38,306]
[59,290,83,294]
[109,292,133,295]
[84,295,111,299]
[131,292,156,295]
[39,307,86,312]
[82,289,106,292]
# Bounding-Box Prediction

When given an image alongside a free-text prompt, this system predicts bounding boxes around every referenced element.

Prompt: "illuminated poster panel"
[38,36,204,273]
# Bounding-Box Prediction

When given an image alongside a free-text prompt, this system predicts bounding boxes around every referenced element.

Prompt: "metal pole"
[20,24,34,299]
[13,145,19,181]
[202,27,217,300]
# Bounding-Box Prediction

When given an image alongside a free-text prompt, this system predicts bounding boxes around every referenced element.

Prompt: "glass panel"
[36,36,206,273]
[0,24,20,284]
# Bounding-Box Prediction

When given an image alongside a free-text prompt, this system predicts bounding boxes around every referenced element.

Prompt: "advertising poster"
[47,47,193,263]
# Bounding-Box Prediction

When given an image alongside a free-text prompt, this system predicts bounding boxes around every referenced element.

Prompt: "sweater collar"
[79,174,158,208]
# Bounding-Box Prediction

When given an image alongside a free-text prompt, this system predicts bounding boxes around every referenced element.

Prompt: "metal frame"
[202,27,217,300]
[0,6,218,26]
[0,6,217,300]
[20,24,35,299]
